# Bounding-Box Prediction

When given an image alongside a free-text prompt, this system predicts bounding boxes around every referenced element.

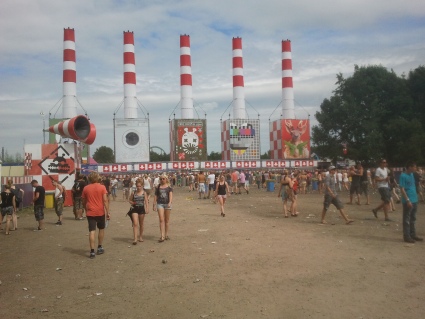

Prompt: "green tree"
[312,65,425,166]
[150,151,170,162]
[92,146,115,163]
[1,150,23,164]
[260,151,271,159]
[208,151,221,160]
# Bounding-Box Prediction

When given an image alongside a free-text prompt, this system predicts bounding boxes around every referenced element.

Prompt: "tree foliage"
[208,151,221,160]
[1,151,23,164]
[150,151,170,162]
[92,146,115,163]
[312,65,425,166]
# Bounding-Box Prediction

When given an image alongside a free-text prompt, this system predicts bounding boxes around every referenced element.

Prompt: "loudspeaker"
[114,118,149,163]
[47,115,96,145]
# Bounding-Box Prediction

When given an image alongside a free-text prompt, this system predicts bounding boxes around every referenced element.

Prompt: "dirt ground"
[1,185,424,319]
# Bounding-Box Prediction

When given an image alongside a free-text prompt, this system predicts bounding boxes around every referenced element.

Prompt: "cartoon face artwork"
[182,128,198,154]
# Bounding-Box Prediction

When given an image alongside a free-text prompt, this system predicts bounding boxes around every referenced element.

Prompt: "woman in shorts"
[214,175,231,217]
[153,175,173,242]
[128,180,149,244]
[277,170,294,218]
[143,174,152,204]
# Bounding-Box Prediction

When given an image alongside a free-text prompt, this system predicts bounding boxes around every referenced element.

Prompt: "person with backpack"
[1,184,16,235]
[72,174,86,220]
[8,181,23,230]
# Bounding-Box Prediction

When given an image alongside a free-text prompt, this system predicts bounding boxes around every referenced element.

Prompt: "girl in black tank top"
[214,175,230,217]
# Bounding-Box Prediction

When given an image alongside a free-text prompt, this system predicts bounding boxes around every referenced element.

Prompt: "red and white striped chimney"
[63,28,77,119]
[123,31,137,119]
[282,40,295,119]
[232,37,246,119]
[180,34,194,119]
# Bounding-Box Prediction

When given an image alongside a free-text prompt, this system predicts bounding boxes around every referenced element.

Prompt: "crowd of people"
[1,161,424,258]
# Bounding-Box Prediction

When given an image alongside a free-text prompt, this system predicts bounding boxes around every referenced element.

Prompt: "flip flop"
[158,238,165,243]
[132,241,137,245]
[346,220,354,225]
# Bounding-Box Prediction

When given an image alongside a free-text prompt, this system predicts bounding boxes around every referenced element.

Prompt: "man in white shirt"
[207,171,216,199]
[372,159,392,221]
[153,174,160,188]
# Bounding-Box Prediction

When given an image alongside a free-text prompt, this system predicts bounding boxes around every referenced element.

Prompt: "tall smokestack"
[232,37,246,119]
[123,31,137,119]
[62,28,77,119]
[180,34,194,119]
[281,40,295,119]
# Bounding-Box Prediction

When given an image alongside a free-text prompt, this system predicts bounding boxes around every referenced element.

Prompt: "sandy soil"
[1,185,424,319]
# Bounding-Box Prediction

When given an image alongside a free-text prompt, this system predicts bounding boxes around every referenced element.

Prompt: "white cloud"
[1,0,424,156]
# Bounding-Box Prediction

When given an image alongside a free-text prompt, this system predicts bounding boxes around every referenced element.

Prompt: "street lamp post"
[40,111,46,144]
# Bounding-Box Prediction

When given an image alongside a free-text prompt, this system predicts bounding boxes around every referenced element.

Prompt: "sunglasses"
[160,178,166,180]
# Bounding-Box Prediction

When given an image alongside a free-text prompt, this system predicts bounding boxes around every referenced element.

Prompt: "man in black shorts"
[31,180,45,231]
[82,172,110,259]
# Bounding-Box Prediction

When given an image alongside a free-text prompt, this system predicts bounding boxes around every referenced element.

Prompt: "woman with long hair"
[214,175,231,217]
[153,175,173,242]
[277,170,294,218]
[127,179,149,244]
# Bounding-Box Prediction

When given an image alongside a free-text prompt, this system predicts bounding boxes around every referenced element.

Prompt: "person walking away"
[1,184,16,235]
[122,175,131,201]
[9,181,23,230]
[110,176,118,201]
[153,175,173,242]
[360,166,370,205]
[399,161,422,243]
[72,174,87,219]
[143,174,152,204]
[372,159,392,221]
[207,171,216,199]
[238,171,247,194]
[347,163,363,205]
[31,180,45,231]
[321,166,354,225]
[82,172,110,259]
[198,171,207,199]
[127,180,149,244]
[277,170,293,218]
[52,180,64,225]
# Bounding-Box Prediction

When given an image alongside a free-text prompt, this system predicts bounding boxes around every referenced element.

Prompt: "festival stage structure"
[221,37,260,162]
[169,35,207,162]
[114,31,150,163]
[269,40,310,160]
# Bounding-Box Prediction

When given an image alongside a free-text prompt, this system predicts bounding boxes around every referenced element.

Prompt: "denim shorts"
[1,206,13,217]
[156,203,172,210]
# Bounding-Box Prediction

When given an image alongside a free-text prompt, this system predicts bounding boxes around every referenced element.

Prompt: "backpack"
[72,181,82,197]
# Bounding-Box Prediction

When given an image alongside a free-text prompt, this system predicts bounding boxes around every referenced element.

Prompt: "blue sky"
[1,0,424,157]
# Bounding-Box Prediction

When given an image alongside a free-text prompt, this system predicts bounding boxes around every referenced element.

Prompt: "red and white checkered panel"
[269,120,282,159]
[262,160,290,169]
[1,176,33,185]
[232,161,261,169]
[136,162,166,171]
[200,161,231,170]
[221,120,231,160]
[99,164,132,174]
[169,162,199,170]
[291,160,317,168]
[24,143,79,206]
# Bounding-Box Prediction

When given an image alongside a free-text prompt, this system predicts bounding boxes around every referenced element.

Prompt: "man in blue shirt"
[399,161,422,243]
